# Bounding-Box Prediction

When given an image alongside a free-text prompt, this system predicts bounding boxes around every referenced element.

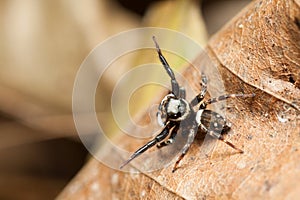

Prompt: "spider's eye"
[178,103,186,113]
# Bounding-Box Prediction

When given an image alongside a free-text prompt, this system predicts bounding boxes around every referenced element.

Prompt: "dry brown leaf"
[58,0,300,199]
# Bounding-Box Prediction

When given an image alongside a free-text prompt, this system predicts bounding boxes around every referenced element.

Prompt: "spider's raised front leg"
[153,36,180,97]
[120,121,176,169]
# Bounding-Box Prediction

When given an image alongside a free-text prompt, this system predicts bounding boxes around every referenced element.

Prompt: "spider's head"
[157,94,191,126]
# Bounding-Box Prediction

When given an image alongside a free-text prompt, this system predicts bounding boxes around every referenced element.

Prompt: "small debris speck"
[140,190,146,198]
[277,115,288,123]
[91,182,100,192]
[111,173,119,185]
[237,161,246,169]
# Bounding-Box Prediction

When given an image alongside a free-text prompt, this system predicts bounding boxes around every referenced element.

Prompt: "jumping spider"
[120,36,254,172]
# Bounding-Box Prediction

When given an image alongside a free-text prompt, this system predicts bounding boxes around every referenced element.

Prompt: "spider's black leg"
[152,36,180,97]
[172,125,197,173]
[207,129,244,153]
[157,123,179,148]
[179,87,186,99]
[199,93,255,109]
[190,74,208,106]
[120,122,175,169]
[218,134,243,153]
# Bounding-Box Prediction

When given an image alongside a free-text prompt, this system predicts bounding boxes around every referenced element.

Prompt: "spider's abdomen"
[197,110,230,138]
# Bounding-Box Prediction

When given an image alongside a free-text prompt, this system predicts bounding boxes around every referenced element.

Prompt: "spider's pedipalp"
[179,87,186,99]
[157,124,179,149]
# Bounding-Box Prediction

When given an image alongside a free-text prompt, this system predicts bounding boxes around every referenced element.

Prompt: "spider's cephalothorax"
[157,94,192,126]
[120,36,255,172]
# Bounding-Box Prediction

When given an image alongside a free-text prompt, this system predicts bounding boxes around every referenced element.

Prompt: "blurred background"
[0,0,250,199]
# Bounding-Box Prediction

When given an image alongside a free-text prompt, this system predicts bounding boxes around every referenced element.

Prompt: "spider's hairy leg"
[172,126,197,173]
[190,74,208,106]
[218,134,244,153]
[157,124,179,149]
[120,122,175,169]
[209,129,244,153]
[200,93,255,109]
[152,36,180,97]
[202,125,244,153]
